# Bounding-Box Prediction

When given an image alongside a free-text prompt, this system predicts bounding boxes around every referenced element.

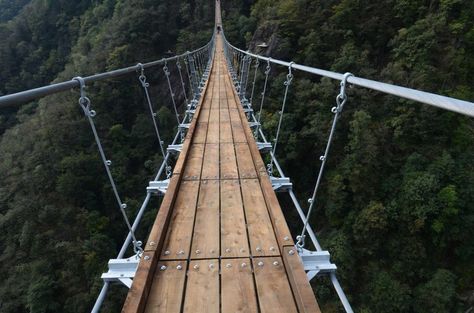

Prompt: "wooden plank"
[198,109,211,123]
[183,259,219,313]
[161,180,200,260]
[190,180,220,259]
[144,260,187,313]
[201,144,219,179]
[240,179,279,256]
[122,251,155,313]
[229,108,241,123]
[220,180,250,258]
[282,247,322,313]
[182,144,204,180]
[252,257,299,313]
[192,122,208,144]
[206,122,220,143]
[220,121,233,143]
[220,108,230,122]
[209,109,220,123]
[259,172,295,247]
[221,258,258,313]
[235,143,257,179]
[231,122,247,143]
[220,143,239,180]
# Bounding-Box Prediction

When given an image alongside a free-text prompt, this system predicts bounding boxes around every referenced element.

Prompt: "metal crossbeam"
[167,144,183,155]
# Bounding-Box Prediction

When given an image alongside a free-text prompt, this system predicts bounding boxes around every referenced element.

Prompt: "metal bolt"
[257,261,264,267]
[176,264,183,270]
[240,248,245,253]
[106,160,112,166]
[193,264,200,270]
[177,250,184,255]
[241,262,247,268]
[160,265,167,271]
[121,203,127,209]
[284,236,289,241]
[209,263,215,269]
[225,248,231,253]
[270,246,275,251]
[149,241,155,246]
[210,249,215,254]
[273,261,279,266]
[144,255,150,260]
[288,249,295,255]
[256,247,262,252]
[164,250,170,255]
[226,263,232,268]
[195,250,201,254]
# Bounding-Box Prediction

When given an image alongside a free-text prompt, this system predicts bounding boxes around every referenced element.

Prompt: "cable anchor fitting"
[333,72,353,113]
[73,76,96,117]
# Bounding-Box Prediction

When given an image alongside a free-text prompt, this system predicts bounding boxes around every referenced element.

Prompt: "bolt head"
[176,264,183,270]
[241,262,247,268]
[284,236,289,241]
[144,255,150,260]
[225,248,231,253]
[289,249,295,255]
[164,250,170,255]
[226,263,232,268]
[270,246,275,251]
[195,250,201,254]
[160,265,167,271]
[193,264,200,270]
[256,247,262,252]
[257,261,264,267]
[209,263,215,269]
[149,241,155,246]
[273,261,279,266]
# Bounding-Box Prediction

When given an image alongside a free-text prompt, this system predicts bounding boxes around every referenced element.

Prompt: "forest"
[0,0,473,312]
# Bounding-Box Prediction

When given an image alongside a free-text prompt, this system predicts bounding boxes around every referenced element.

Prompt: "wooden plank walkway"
[122,24,321,313]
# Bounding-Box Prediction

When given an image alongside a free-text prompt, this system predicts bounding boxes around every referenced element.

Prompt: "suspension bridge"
[1,1,474,312]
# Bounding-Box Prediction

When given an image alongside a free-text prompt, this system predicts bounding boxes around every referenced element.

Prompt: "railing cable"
[73,76,143,256]
[296,72,353,249]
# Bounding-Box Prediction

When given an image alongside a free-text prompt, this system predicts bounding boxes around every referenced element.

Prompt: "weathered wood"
[282,247,322,313]
[220,143,239,179]
[122,251,155,313]
[182,259,220,313]
[221,258,258,313]
[235,143,257,179]
[231,122,247,143]
[190,180,220,259]
[220,179,250,258]
[161,180,200,260]
[192,122,208,144]
[252,257,299,313]
[182,144,204,180]
[201,143,219,179]
[144,260,187,313]
[240,178,279,256]
[206,122,220,143]
[220,120,233,143]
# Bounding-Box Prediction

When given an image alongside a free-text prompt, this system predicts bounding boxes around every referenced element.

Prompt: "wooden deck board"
[183,259,219,313]
[221,258,258,313]
[221,180,250,258]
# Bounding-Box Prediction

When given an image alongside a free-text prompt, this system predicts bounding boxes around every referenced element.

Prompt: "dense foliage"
[0,1,212,312]
[224,0,474,312]
[0,0,473,312]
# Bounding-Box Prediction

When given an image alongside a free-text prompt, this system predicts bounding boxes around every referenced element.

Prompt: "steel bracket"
[299,249,337,281]
[101,255,139,288]
[179,123,190,130]
[167,144,183,156]
[147,179,170,195]
[248,121,260,128]
[270,176,292,192]
[256,142,272,153]
[243,107,253,114]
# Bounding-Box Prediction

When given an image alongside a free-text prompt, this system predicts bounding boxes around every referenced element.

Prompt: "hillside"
[1,0,474,312]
